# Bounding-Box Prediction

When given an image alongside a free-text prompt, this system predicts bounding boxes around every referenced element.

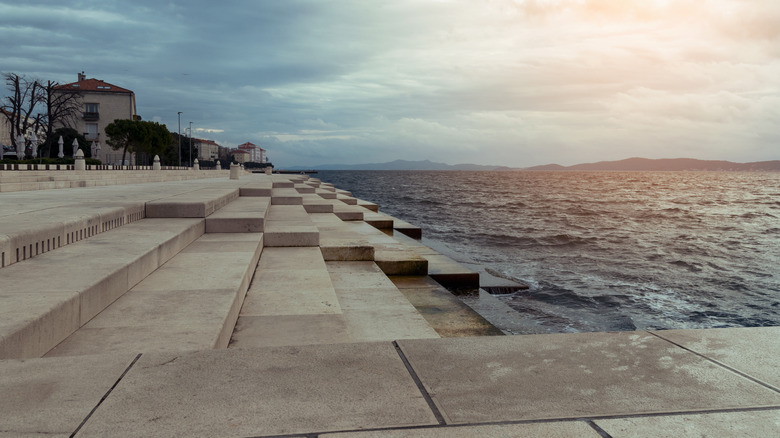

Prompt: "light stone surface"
[595,409,780,438]
[270,187,303,204]
[374,249,428,275]
[145,188,239,218]
[423,254,480,288]
[45,233,262,356]
[241,268,341,315]
[652,327,780,388]
[230,314,352,347]
[363,211,394,229]
[263,204,319,246]
[77,344,439,437]
[322,421,602,437]
[397,332,780,424]
[327,261,439,342]
[356,198,379,212]
[240,246,341,316]
[263,224,319,246]
[0,218,204,358]
[0,353,137,436]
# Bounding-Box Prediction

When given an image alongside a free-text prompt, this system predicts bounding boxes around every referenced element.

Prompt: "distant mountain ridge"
[285,157,780,171]
[286,159,510,171]
[525,157,780,172]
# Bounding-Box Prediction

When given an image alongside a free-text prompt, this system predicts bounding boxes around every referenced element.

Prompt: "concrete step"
[325,261,439,342]
[357,198,379,212]
[329,220,428,276]
[391,276,503,337]
[311,213,374,261]
[230,247,438,348]
[271,179,294,188]
[294,183,315,194]
[0,202,146,269]
[44,233,264,356]
[0,178,255,269]
[332,202,365,221]
[205,196,270,233]
[316,188,338,199]
[231,247,346,347]
[363,211,394,229]
[392,231,479,288]
[391,216,422,239]
[238,181,272,197]
[263,205,319,247]
[337,194,358,205]
[0,218,204,359]
[145,188,239,218]
[301,193,335,213]
[0,169,226,193]
[270,187,303,205]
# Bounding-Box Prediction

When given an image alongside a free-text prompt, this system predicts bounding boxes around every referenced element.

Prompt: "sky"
[1,0,778,168]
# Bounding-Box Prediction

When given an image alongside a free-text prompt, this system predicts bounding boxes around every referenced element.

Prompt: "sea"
[316,170,780,334]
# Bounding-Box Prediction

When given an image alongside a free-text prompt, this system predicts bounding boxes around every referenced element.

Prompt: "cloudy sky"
[1,0,778,167]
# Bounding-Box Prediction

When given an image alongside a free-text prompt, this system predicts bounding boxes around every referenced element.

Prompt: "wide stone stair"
[1,173,499,360]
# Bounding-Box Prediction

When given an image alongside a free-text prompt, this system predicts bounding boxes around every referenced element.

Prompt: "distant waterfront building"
[237,142,267,163]
[231,148,250,164]
[193,138,220,161]
[54,72,138,165]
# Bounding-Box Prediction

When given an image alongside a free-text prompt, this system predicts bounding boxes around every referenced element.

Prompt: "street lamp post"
[189,121,193,167]
[177,112,182,167]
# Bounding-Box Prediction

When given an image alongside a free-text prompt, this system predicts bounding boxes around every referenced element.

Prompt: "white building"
[237,142,267,163]
[54,72,137,164]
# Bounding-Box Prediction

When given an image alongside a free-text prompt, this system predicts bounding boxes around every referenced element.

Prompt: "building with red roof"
[237,142,267,163]
[193,138,221,161]
[54,72,137,164]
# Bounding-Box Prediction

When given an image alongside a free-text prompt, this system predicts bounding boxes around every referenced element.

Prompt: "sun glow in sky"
[1,0,778,167]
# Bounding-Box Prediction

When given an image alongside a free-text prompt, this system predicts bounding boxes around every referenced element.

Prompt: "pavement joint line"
[587,420,614,438]
[392,340,447,426]
[243,406,780,438]
[647,330,780,394]
[245,418,604,437]
[69,353,142,438]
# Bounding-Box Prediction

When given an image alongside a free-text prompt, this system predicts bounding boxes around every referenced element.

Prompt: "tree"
[40,80,82,158]
[1,73,82,158]
[160,133,198,166]
[105,119,172,165]
[1,73,41,153]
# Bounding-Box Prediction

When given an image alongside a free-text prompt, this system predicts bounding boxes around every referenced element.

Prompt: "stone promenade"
[0,169,777,437]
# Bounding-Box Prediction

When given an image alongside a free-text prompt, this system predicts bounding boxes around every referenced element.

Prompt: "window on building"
[85,123,98,140]
[85,103,99,113]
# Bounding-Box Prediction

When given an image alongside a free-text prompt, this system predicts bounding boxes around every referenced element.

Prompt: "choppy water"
[318,170,780,333]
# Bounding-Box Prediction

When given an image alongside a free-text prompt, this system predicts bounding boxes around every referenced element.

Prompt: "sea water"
[318,170,780,333]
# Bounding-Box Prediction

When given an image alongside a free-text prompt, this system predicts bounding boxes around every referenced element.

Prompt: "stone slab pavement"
[396,330,780,425]
[74,343,438,437]
[1,327,778,437]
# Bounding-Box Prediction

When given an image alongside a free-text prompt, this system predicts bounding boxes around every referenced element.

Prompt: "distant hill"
[284,157,780,172]
[524,157,780,172]
[286,159,509,171]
